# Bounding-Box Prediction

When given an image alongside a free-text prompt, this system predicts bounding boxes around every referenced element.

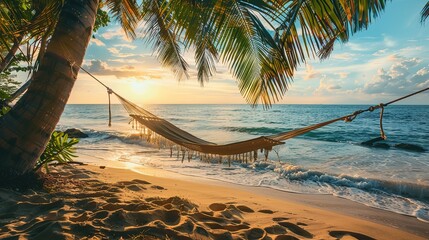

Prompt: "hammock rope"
[74,64,429,163]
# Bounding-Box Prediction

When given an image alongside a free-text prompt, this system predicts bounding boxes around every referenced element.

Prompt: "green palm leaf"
[422,1,429,23]
[104,0,141,39]
[35,132,79,172]
[142,0,189,80]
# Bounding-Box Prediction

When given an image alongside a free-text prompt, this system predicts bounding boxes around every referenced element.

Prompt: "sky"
[68,0,429,105]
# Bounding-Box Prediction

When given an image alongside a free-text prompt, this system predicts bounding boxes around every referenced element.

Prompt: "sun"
[130,80,148,95]
[127,79,156,103]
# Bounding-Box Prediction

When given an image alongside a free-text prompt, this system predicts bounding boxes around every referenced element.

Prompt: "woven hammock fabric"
[115,93,350,157]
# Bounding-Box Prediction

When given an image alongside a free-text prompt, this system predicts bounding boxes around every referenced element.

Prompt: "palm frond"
[235,10,291,106]
[195,36,218,85]
[422,1,429,23]
[164,0,219,84]
[104,0,142,39]
[274,0,388,72]
[141,0,189,80]
[217,10,258,91]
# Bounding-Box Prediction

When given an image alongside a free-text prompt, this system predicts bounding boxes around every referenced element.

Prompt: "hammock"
[79,66,429,163]
[114,92,366,159]
[6,64,428,164]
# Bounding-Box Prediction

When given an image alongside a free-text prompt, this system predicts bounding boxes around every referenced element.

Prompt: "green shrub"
[35,131,79,172]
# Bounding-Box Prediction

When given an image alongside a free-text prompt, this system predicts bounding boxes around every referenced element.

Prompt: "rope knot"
[344,115,356,122]
[68,60,77,78]
[344,110,363,122]
[107,88,113,94]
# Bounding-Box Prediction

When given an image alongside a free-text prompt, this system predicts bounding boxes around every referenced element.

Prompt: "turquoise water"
[58,104,429,222]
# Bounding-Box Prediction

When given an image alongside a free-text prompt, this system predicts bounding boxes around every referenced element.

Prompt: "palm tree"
[0,0,390,178]
[0,0,103,177]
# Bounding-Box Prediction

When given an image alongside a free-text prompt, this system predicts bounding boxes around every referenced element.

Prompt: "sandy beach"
[2,0,429,239]
[1,161,427,240]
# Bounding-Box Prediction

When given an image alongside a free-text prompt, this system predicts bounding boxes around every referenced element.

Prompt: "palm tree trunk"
[0,34,24,73]
[0,0,99,177]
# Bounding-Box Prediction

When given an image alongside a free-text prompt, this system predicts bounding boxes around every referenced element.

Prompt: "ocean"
[58,104,429,222]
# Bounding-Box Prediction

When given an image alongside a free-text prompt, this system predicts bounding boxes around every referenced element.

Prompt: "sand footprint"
[275,235,300,240]
[173,218,195,234]
[189,211,229,224]
[245,227,267,240]
[205,222,250,232]
[273,217,289,221]
[329,230,376,240]
[89,210,109,220]
[151,185,165,190]
[161,209,182,225]
[278,221,313,238]
[115,181,135,186]
[237,205,254,213]
[209,203,227,211]
[258,209,275,214]
[131,179,151,185]
[265,225,287,234]
[212,230,233,240]
[148,196,197,212]
[126,184,145,191]
[69,212,89,222]
[105,197,121,203]
[225,205,244,217]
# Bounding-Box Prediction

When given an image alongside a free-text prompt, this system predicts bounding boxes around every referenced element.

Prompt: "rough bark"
[0,0,99,177]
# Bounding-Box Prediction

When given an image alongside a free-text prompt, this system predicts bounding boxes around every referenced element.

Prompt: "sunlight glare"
[130,80,148,96]
[127,79,157,103]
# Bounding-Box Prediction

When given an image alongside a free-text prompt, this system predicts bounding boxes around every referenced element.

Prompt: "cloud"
[101,28,131,42]
[114,43,137,49]
[373,49,387,56]
[109,58,140,63]
[303,64,321,80]
[398,46,425,56]
[332,53,355,61]
[363,57,428,95]
[108,47,120,54]
[346,42,367,52]
[83,60,170,80]
[313,77,342,95]
[108,47,140,58]
[337,72,349,79]
[89,38,105,46]
[383,35,396,47]
[413,67,429,88]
